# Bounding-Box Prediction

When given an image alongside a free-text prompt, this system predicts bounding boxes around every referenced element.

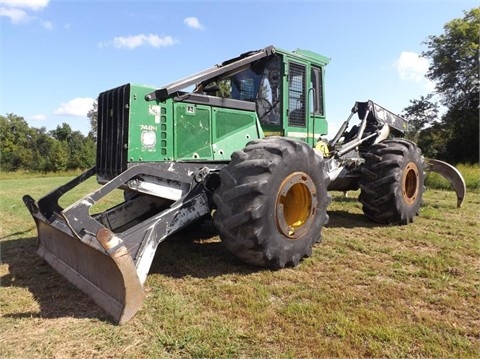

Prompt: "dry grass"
[1,175,479,358]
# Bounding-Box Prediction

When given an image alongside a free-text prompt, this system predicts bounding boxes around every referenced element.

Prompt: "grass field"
[1,174,479,358]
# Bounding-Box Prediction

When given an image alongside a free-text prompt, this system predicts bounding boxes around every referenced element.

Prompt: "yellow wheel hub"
[402,162,420,205]
[275,172,318,239]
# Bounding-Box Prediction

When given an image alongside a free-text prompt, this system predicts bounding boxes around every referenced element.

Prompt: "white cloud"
[395,51,429,82]
[99,34,177,49]
[184,17,204,30]
[1,0,50,11]
[1,0,50,24]
[30,114,47,121]
[395,51,435,91]
[54,97,95,117]
[0,6,30,23]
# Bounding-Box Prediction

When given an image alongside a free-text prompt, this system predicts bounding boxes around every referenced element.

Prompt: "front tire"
[213,137,330,268]
[359,139,426,224]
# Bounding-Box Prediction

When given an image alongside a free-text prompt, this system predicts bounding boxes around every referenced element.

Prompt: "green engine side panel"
[172,102,261,161]
[127,87,262,162]
[212,108,260,160]
[214,108,256,138]
[127,84,174,162]
[174,103,213,160]
[125,85,264,162]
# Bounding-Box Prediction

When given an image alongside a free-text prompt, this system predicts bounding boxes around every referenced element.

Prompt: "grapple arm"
[426,158,466,208]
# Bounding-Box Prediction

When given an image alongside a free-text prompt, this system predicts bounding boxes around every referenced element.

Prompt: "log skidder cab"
[23,45,466,324]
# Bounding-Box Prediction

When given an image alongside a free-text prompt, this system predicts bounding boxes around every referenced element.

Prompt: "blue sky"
[1,0,477,136]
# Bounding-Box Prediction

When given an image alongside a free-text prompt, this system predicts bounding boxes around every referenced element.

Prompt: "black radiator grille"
[97,84,130,178]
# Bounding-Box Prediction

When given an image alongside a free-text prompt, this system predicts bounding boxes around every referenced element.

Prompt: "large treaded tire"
[359,139,426,225]
[213,137,330,269]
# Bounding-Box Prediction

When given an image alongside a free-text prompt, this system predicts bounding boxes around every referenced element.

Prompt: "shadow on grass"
[327,193,383,228]
[1,237,110,322]
[0,222,261,323]
[149,220,263,279]
[1,211,380,322]
[150,213,382,279]
[327,210,381,229]
[0,227,36,240]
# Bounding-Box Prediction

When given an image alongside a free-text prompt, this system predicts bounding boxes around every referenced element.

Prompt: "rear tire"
[359,139,426,224]
[213,137,330,268]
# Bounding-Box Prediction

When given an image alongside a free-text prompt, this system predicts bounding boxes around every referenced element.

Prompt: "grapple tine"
[426,158,467,208]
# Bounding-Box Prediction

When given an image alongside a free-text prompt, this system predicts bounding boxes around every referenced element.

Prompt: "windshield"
[229,56,281,125]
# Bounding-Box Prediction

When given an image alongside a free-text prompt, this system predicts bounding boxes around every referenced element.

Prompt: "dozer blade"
[426,158,466,208]
[23,195,145,324]
[23,164,212,324]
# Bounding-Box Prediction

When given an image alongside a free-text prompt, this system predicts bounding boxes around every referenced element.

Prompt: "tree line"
[402,7,479,164]
[0,114,96,172]
[1,8,478,172]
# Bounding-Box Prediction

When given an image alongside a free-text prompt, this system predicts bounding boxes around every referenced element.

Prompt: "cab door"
[285,61,328,147]
[285,61,309,143]
[309,66,328,141]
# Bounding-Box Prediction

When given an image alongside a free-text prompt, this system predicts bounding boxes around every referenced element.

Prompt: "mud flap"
[426,158,466,208]
[24,196,145,324]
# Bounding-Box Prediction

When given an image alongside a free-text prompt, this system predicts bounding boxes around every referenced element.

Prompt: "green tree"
[423,8,479,110]
[87,100,98,140]
[0,114,37,171]
[417,7,479,163]
[402,95,441,157]
[67,131,96,169]
[50,122,96,170]
[77,136,96,168]
[47,140,69,172]
[50,122,73,142]
[32,127,56,172]
[1,115,96,172]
